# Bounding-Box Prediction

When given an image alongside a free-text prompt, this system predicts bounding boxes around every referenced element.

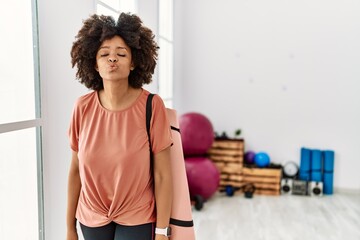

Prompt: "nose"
[108,57,118,63]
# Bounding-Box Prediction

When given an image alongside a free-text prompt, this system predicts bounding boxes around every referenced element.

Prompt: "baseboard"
[334,187,360,194]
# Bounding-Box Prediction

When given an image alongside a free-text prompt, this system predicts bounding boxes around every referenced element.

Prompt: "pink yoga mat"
[167,109,196,240]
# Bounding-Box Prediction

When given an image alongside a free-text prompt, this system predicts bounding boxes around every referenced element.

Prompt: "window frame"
[0,0,44,239]
[157,0,174,108]
[95,0,138,15]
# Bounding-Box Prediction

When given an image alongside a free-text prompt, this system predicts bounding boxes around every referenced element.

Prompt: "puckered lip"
[108,64,118,71]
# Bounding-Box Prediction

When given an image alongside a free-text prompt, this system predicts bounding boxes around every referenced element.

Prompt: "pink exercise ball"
[179,112,214,156]
[185,157,220,200]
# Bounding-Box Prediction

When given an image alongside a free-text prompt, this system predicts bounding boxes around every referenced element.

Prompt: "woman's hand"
[155,234,169,240]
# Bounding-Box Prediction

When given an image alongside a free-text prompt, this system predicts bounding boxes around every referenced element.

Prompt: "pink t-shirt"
[68,89,172,227]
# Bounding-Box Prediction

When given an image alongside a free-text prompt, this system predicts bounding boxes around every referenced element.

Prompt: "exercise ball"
[179,112,214,156]
[254,152,270,168]
[185,157,220,200]
[244,151,256,164]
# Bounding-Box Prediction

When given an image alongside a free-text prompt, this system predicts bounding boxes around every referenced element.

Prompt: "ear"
[95,64,99,71]
[130,62,135,71]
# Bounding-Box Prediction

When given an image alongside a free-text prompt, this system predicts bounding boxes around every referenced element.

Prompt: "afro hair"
[71,13,159,90]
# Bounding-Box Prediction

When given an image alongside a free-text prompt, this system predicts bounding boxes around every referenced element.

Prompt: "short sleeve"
[68,100,81,152]
[150,95,173,154]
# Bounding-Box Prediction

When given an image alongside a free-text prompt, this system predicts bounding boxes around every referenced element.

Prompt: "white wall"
[174,0,360,190]
[38,0,93,239]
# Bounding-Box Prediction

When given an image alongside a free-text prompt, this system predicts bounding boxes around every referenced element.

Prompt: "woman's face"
[95,35,133,82]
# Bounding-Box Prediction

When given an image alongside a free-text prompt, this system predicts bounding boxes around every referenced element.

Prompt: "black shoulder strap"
[146,93,155,162]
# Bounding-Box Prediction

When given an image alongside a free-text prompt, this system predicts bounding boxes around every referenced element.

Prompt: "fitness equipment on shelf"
[254,152,270,168]
[291,180,308,196]
[282,161,299,178]
[308,181,323,197]
[281,178,293,195]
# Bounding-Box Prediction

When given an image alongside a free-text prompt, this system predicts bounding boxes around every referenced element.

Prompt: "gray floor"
[192,191,360,240]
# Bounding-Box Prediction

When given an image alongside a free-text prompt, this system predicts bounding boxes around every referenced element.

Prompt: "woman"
[67,13,173,240]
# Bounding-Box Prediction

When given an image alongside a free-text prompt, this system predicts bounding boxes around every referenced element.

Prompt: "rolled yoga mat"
[310,149,322,182]
[166,109,196,239]
[299,148,311,181]
[323,150,335,195]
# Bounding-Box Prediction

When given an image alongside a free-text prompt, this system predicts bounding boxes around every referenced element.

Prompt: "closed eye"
[100,54,109,57]
[118,54,126,57]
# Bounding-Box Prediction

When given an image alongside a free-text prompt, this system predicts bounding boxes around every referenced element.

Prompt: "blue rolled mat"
[311,149,322,171]
[323,150,335,172]
[323,172,334,195]
[299,171,311,181]
[300,148,311,171]
[311,171,322,182]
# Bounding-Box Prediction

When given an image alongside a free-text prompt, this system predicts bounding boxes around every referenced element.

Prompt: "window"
[96,0,138,17]
[158,0,174,108]
[0,0,44,239]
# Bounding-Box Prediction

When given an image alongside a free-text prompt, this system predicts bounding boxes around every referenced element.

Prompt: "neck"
[99,80,134,111]
[104,79,130,99]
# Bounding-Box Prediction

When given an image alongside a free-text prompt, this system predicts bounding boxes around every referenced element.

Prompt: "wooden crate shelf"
[208,138,244,191]
[242,167,282,196]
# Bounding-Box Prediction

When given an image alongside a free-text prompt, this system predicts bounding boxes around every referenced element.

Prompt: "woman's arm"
[66,150,81,240]
[153,146,173,240]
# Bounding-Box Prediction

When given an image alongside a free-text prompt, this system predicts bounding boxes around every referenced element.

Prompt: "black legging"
[80,222,155,240]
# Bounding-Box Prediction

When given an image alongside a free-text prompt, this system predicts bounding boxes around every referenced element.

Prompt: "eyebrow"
[99,46,128,50]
